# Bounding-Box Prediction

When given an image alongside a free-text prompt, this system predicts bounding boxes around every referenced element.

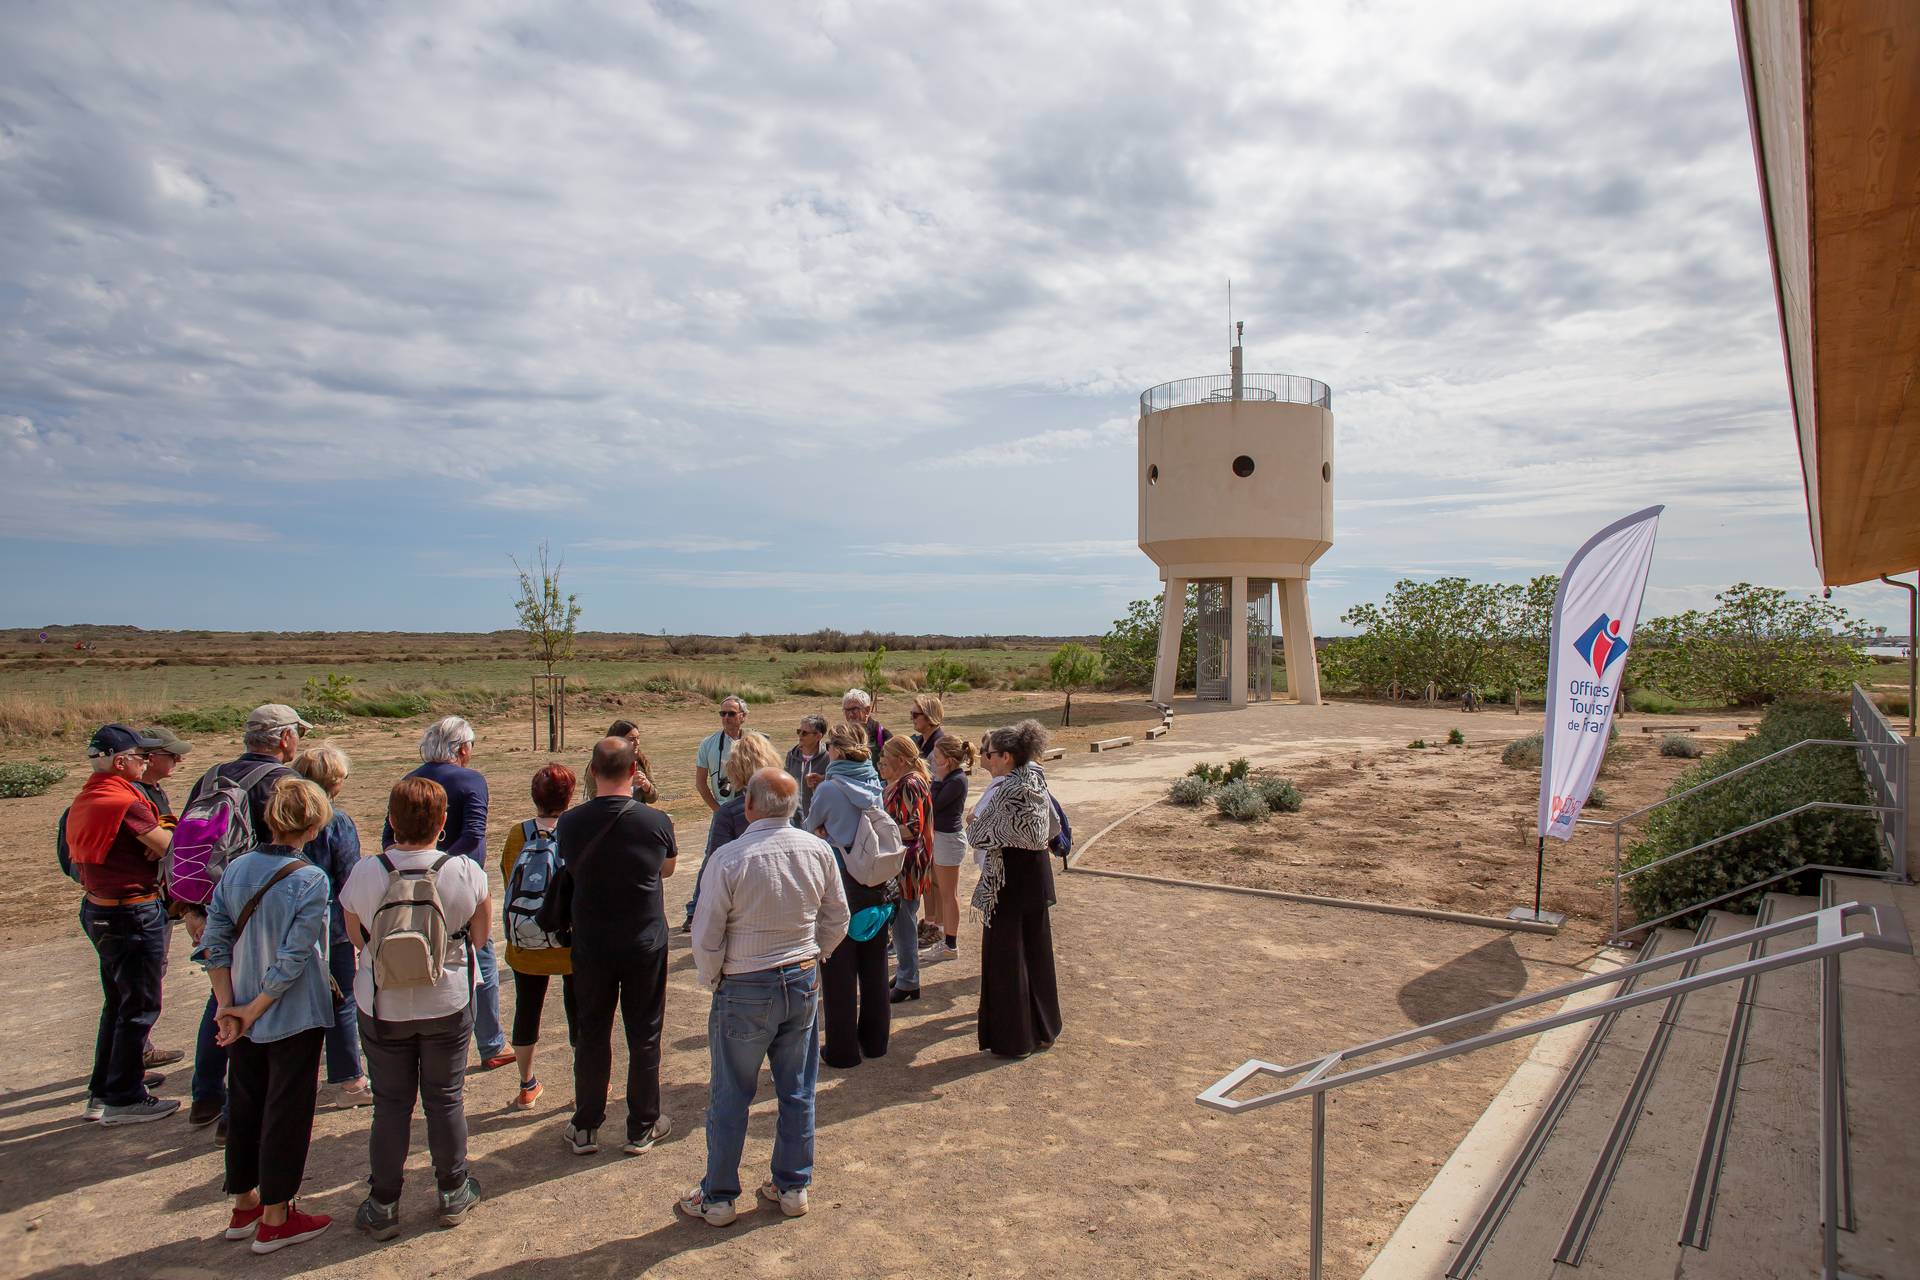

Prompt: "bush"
[1629,584,1869,707]
[1624,699,1883,923]
[1188,757,1251,786]
[1660,734,1705,759]
[1587,786,1610,809]
[1214,781,1268,821]
[1101,587,1197,691]
[1408,739,1427,749]
[343,693,432,719]
[1169,775,1212,806]
[155,706,249,734]
[1447,728,1466,745]
[1502,734,1544,768]
[922,655,969,697]
[1254,777,1302,813]
[0,761,66,798]
[1628,688,1680,715]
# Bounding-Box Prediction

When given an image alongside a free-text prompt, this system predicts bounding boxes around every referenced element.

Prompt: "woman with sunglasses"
[966,720,1063,1059]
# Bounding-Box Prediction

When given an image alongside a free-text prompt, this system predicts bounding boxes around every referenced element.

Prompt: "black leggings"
[510,970,578,1048]
[822,929,890,1068]
[224,1028,324,1205]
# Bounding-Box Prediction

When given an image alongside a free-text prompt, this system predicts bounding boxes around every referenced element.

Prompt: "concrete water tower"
[1138,322,1332,707]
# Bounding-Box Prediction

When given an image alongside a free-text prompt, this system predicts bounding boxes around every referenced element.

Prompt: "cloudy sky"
[1,1,1904,636]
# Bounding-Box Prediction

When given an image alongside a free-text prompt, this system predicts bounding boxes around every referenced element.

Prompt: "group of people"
[63,686,1065,1252]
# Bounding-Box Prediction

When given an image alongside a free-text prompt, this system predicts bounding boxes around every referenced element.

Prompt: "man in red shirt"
[69,724,181,1125]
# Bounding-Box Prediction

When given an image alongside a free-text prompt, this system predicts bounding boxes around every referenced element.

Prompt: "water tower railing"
[1139,373,1333,416]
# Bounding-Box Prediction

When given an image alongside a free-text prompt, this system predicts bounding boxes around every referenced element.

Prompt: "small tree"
[923,654,968,696]
[1100,586,1198,691]
[862,645,888,697]
[1629,584,1869,707]
[511,542,582,749]
[1048,642,1103,727]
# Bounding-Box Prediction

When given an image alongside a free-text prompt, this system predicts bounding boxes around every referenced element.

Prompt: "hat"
[88,723,164,757]
[244,704,314,735]
[141,725,194,757]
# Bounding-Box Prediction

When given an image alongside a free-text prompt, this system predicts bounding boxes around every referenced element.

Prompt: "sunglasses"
[719,710,744,719]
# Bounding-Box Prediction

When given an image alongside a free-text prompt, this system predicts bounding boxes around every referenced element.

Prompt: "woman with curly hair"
[965,720,1062,1058]
[878,737,933,1003]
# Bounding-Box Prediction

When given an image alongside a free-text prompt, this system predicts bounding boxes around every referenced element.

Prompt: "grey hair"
[798,713,829,734]
[719,695,748,714]
[841,687,872,709]
[985,718,1050,767]
[419,715,476,764]
[243,726,294,754]
[744,767,800,820]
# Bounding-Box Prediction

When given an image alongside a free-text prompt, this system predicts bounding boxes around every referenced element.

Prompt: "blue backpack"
[505,821,566,952]
[1048,795,1073,862]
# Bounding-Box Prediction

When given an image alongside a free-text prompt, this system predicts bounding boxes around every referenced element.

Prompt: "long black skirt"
[977,847,1062,1056]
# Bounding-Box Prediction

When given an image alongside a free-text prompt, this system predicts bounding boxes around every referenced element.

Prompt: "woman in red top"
[878,737,934,1003]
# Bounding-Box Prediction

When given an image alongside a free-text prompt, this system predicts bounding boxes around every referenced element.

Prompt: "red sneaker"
[251,1205,331,1254]
[480,1052,517,1071]
[223,1203,264,1241]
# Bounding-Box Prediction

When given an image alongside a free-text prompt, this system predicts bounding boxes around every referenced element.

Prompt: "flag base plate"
[1508,907,1566,927]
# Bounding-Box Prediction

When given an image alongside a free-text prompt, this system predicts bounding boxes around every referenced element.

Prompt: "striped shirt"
[690,817,850,989]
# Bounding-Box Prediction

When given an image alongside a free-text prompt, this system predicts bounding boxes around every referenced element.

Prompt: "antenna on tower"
[1226,278,1232,353]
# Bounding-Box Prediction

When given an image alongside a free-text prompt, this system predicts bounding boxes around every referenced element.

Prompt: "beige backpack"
[367,852,461,1011]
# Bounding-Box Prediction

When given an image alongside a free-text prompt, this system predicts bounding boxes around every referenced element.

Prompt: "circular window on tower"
[1147,464,1159,486]
[1232,455,1255,478]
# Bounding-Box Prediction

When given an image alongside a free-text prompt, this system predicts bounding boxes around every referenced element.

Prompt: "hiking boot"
[224,1203,265,1241]
[757,1180,810,1218]
[82,1095,106,1121]
[99,1097,180,1126]
[565,1124,599,1155]
[510,1079,544,1112]
[438,1176,482,1227]
[675,1188,737,1227]
[143,1046,185,1069]
[355,1195,400,1242]
[622,1115,672,1155]
[916,920,943,948]
[251,1204,330,1254]
[188,1097,222,1126]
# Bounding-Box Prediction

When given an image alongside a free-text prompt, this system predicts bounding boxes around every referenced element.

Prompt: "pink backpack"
[166,763,279,906]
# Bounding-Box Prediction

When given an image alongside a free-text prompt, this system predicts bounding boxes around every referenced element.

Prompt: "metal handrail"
[1619,861,1890,940]
[1196,901,1911,1280]
[1138,372,1333,415]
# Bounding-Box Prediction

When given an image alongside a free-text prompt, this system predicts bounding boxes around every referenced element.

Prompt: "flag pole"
[1533,836,1545,918]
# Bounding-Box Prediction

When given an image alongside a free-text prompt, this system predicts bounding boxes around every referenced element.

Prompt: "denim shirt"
[198,845,333,1044]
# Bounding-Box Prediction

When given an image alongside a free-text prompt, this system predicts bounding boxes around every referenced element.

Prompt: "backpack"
[1048,795,1073,861]
[504,821,566,953]
[367,852,459,1006]
[167,763,280,907]
[842,801,906,887]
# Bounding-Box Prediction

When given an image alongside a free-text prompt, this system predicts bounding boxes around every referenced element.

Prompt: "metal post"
[1309,1091,1325,1280]
[1533,836,1546,917]
[1880,573,1917,737]
[1611,825,1623,939]
[1819,953,1840,1280]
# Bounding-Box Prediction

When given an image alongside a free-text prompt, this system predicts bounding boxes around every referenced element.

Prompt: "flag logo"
[1573,614,1628,677]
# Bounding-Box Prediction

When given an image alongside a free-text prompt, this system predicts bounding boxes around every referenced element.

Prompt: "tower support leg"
[1229,575,1249,708]
[1281,578,1322,705]
[1152,577,1188,707]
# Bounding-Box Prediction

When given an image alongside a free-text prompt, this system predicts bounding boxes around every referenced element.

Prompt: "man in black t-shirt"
[556,736,678,1157]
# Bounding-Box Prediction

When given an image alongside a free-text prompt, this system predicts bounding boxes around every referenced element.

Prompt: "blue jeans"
[889,895,921,991]
[472,940,505,1059]
[192,989,228,1106]
[79,899,167,1106]
[324,937,363,1083]
[700,963,821,1206]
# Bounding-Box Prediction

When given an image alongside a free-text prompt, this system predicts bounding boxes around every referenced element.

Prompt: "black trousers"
[510,970,578,1048]
[79,899,167,1106]
[822,928,890,1068]
[225,1028,324,1204]
[978,849,1063,1057]
[359,1009,470,1204]
[571,946,666,1140]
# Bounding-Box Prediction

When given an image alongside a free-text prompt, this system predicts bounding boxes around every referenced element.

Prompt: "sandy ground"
[0,697,1736,1279]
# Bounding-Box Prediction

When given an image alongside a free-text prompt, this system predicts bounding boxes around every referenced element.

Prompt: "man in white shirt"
[678,768,849,1228]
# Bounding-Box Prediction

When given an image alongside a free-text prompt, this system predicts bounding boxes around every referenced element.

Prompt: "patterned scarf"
[885,772,933,901]
[966,763,1051,923]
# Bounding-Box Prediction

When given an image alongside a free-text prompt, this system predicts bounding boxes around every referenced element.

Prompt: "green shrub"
[1587,786,1610,809]
[1408,739,1427,749]
[155,706,249,734]
[1628,688,1680,715]
[1502,734,1543,768]
[1624,699,1882,923]
[0,761,66,798]
[1254,777,1302,813]
[1447,728,1465,745]
[923,655,969,696]
[1660,734,1704,759]
[343,692,432,718]
[1214,781,1268,821]
[1169,776,1212,806]
[1188,757,1251,786]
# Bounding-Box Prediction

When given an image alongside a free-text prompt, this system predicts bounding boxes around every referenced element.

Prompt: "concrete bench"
[1040,747,1065,762]
[1146,725,1168,740]
[1089,736,1134,753]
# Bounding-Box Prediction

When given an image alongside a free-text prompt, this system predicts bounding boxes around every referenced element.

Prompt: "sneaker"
[922,944,956,966]
[354,1195,400,1242]
[188,1098,222,1127]
[99,1097,180,1126]
[328,1078,373,1108]
[565,1124,599,1155]
[478,1052,516,1072]
[510,1079,544,1112]
[143,1046,185,1069]
[622,1115,672,1155]
[251,1205,330,1254]
[143,1071,166,1089]
[214,1114,228,1146]
[675,1187,737,1227]
[224,1203,265,1241]
[82,1095,106,1121]
[757,1180,810,1218]
[438,1175,482,1227]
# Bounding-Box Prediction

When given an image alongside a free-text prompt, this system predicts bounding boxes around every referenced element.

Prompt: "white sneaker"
[82,1095,106,1121]
[566,1124,599,1155]
[676,1188,737,1227]
[922,945,957,966]
[757,1180,809,1217]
